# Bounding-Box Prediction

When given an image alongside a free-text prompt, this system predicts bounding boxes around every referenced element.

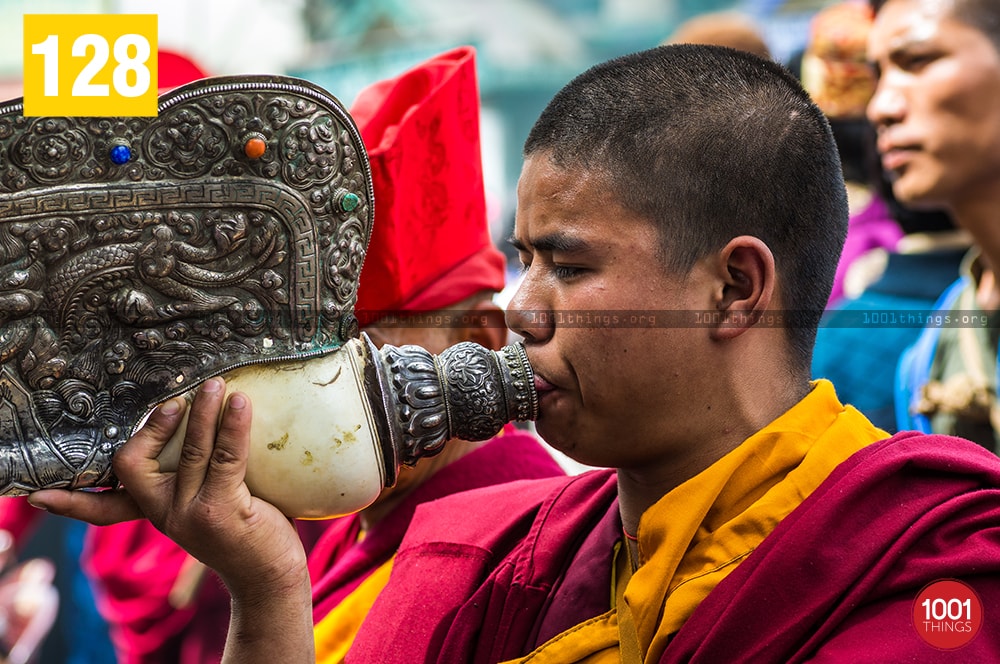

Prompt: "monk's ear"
[455,299,507,351]
[709,236,775,341]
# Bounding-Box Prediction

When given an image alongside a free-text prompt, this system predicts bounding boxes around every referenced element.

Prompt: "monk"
[29,44,1000,662]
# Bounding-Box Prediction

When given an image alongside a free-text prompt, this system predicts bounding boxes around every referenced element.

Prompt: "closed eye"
[553,265,584,280]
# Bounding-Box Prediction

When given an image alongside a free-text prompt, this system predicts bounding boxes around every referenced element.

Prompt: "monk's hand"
[29,377,308,597]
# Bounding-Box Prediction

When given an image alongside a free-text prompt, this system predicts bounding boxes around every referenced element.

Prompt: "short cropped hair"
[523,44,848,368]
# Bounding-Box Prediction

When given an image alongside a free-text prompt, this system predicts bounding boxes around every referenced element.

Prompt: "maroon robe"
[309,427,565,621]
[664,431,1000,662]
[347,432,1000,663]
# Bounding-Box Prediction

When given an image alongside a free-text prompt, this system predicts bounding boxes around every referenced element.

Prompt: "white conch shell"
[157,337,387,519]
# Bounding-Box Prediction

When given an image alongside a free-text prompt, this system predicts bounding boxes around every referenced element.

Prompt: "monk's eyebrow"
[507,232,590,254]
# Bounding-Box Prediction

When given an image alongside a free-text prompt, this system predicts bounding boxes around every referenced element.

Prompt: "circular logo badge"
[912,579,983,650]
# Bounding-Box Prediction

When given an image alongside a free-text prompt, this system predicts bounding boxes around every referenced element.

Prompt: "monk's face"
[507,154,718,470]
[867,0,1000,213]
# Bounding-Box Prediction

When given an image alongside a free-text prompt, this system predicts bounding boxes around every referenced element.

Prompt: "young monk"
[31,44,1000,662]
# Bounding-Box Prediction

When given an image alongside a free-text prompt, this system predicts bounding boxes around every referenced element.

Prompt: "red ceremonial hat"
[351,46,506,322]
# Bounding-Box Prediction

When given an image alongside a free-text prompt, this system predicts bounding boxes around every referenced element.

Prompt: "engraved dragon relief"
[0,76,373,493]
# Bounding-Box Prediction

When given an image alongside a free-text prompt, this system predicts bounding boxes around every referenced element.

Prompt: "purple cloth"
[829,194,903,306]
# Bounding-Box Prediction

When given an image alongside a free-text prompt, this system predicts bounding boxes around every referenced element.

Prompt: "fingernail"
[159,398,182,416]
[26,495,48,511]
[202,377,223,394]
[229,393,247,410]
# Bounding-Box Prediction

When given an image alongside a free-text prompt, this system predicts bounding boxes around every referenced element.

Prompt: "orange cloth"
[508,380,887,663]
[314,559,394,664]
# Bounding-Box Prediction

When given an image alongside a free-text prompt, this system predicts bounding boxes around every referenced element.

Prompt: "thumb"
[114,397,188,493]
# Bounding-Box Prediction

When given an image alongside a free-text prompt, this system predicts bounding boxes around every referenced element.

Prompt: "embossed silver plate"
[0,76,373,493]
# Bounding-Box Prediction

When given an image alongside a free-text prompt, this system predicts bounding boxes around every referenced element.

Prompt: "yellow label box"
[23,14,158,117]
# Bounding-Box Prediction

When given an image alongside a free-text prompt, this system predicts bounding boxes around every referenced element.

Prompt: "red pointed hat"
[351,46,505,322]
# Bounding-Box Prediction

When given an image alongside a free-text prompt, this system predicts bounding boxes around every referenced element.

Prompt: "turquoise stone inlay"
[340,192,360,212]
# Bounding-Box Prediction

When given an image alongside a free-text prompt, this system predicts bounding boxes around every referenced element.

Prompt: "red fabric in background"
[0,497,41,545]
[84,521,212,664]
[157,49,208,91]
[84,518,327,664]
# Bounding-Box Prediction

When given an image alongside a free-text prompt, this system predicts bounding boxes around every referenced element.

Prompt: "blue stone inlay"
[109,144,132,165]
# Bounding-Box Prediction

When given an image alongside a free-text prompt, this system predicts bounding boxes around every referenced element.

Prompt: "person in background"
[868,0,1000,452]
[809,1,968,432]
[0,530,58,664]
[813,182,967,431]
[797,1,905,306]
[306,46,564,663]
[664,10,772,60]
[28,43,1000,663]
